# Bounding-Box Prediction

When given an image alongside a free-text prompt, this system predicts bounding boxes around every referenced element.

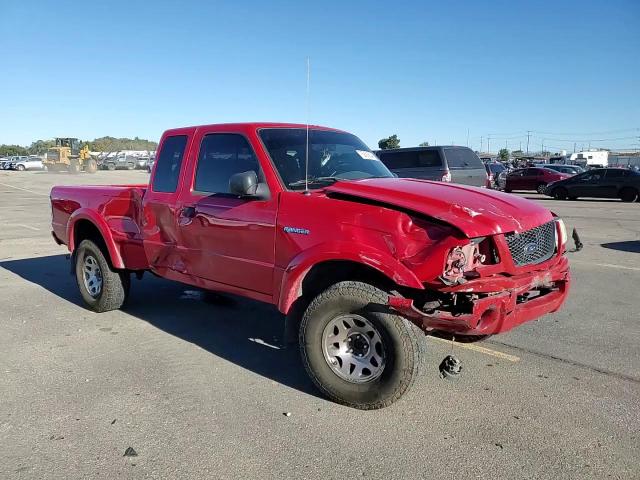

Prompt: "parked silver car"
[13,157,44,171]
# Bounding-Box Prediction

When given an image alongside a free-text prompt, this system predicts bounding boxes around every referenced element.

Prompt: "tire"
[619,187,638,203]
[299,281,423,410]
[85,159,97,174]
[75,239,130,312]
[126,163,135,170]
[553,187,568,200]
[16,164,25,171]
[536,183,547,194]
[107,163,116,171]
[69,161,80,174]
[504,188,512,193]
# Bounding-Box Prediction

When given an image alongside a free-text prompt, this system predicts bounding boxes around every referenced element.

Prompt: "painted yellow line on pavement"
[428,336,520,362]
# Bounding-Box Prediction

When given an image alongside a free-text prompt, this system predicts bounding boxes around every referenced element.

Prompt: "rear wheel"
[107,163,116,171]
[620,187,638,203]
[16,164,25,171]
[299,281,423,409]
[75,239,130,312]
[504,188,512,193]
[553,187,568,200]
[536,183,547,194]
[69,161,80,174]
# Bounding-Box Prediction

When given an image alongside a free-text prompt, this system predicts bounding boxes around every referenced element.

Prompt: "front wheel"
[16,164,25,171]
[537,183,547,194]
[299,281,423,409]
[85,158,97,174]
[75,239,130,312]
[553,187,568,200]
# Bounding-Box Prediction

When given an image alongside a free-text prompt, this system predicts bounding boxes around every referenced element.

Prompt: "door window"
[378,151,420,169]
[152,135,188,193]
[604,169,627,178]
[194,134,260,194]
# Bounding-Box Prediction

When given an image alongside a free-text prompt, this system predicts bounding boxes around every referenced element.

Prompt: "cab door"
[176,130,277,296]
[571,170,605,197]
[141,130,194,275]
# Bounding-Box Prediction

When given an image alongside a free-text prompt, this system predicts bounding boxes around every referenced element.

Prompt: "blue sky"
[1,0,639,153]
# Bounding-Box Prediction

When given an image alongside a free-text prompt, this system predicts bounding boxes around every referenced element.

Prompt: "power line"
[530,127,639,136]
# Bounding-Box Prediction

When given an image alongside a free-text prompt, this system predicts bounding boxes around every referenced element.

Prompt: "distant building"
[569,150,609,168]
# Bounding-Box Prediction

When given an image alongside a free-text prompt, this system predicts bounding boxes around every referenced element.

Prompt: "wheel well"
[73,220,111,265]
[282,260,398,345]
[301,260,394,302]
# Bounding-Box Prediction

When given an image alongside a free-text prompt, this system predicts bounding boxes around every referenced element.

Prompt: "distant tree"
[498,148,510,161]
[511,149,524,158]
[87,136,158,152]
[418,141,430,147]
[27,139,56,155]
[378,134,400,150]
[0,144,28,156]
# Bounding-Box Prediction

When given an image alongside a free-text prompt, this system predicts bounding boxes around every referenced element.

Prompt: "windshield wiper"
[288,176,341,187]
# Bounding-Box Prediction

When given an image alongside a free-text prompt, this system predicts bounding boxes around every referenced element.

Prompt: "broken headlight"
[441,239,487,285]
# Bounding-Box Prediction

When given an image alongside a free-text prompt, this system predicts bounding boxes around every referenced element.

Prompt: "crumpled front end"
[389,219,571,336]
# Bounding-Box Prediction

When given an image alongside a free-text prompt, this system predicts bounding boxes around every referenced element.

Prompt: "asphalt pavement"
[1,170,638,479]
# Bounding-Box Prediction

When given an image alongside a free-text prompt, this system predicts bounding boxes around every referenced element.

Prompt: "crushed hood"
[326,178,554,238]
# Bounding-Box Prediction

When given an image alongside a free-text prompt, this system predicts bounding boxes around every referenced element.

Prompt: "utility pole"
[505,139,508,150]
[466,128,470,147]
[480,136,483,152]
[573,142,576,153]
[487,135,491,154]
[542,140,544,156]
[526,131,531,155]
[520,141,522,151]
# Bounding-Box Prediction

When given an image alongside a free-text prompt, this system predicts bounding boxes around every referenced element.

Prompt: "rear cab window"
[152,135,188,193]
[443,148,484,169]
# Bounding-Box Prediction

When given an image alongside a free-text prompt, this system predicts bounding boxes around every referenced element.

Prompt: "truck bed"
[51,184,149,270]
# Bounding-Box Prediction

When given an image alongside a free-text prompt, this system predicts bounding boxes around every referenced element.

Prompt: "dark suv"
[375,146,488,187]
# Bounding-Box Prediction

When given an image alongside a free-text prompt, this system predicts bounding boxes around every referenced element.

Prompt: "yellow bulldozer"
[44,138,97,173]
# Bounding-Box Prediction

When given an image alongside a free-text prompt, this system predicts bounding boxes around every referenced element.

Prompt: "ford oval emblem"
[524,242,538,254]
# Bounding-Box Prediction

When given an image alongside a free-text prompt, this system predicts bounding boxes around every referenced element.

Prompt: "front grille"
[504,221,556,266]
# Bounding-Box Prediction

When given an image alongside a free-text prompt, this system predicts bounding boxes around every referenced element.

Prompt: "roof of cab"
[161,122,346,136]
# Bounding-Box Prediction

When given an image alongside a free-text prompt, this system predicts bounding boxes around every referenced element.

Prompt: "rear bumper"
[389,255,570,336]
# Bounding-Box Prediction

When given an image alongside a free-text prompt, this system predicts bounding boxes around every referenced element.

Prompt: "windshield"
[488,163,505,173]
[259,128,393,190]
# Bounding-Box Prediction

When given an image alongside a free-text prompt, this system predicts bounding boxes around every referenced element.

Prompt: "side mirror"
[230,170,259,197]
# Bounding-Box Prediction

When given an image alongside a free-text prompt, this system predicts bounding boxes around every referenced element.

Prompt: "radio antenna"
[304,56,310,195]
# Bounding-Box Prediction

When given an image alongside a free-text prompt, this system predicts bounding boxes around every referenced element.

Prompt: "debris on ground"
[439,355,462,379]
[123,447,138,457]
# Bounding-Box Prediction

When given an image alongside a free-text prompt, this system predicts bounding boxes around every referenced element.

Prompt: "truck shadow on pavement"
[601,241,640,253]
[0,254,320,399]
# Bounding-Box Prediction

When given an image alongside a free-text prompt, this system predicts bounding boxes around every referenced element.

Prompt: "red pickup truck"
[51,122,570,409]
